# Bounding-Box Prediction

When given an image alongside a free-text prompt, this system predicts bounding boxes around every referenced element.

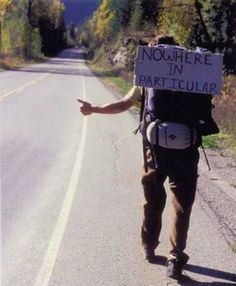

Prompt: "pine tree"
[159,0,197,46]
[195,0,236,73]
[142,0,161,25]
[120,0,134,27]
[129,0,143,31]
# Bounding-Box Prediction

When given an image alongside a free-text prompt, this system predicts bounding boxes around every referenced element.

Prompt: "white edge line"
[33,76,88,286]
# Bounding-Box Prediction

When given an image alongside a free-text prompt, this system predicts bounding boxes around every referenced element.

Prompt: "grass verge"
[202,134,221,149]
[88,62,133,95]
[0,57,26,70]
[229,244,236,253]
[0,56,44,71]
[230,182,236,189]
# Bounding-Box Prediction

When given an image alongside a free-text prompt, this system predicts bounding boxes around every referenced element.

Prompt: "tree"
[129,0,143,31]
[0,0,12,18]
[40,0,66,55]
[1,0,66,59]
[92,0,121,42]
[159,0,196,46]
[195,0,236,73]
[141,0,161,25]
[0,0,12,52]
[120,0,133,27]
[1,0,42,58]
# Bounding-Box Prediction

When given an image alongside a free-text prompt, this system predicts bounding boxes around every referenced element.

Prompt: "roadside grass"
[0,57,26,70]
[202,134,221,149]
[0,55,44,71]
[230,182,236,189]
[88,62,133,95]
[103,72,133,94]
[213,75,236,157]
[202,132,236,160]
[229,244,236,253]
[0,61,9,70]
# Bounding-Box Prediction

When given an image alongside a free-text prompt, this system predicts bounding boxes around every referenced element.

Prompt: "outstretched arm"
[77,98,134,116]
[77,86,142,116]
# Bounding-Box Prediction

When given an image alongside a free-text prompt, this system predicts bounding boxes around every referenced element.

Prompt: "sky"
[62,0,99,25]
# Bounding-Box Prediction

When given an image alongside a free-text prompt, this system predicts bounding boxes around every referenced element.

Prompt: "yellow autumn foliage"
[92,0,119,41]
[159,0,196,46]
[49,0,65,28]
[0,0,12,21]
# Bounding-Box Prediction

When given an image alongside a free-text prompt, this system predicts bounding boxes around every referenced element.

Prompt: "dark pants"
[141,146,199,260]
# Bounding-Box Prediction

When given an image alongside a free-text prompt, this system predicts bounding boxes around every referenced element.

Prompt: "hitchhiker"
[77,35,219,280]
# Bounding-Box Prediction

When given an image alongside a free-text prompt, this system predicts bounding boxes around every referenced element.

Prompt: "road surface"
[1,49,236,286]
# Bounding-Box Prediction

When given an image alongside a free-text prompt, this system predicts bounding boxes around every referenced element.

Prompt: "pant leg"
[168,149,199,260]
[141,147,167,249]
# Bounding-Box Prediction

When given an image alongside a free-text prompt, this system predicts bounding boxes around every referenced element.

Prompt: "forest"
[0,0,235,73]
[0,0,66,61]
[79,0,236,74]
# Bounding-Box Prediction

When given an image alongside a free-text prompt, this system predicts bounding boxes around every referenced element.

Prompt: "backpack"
[140,88,219,138]
[138,88,219,171]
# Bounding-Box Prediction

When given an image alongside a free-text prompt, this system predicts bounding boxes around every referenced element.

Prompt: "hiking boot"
[166,254,189,280]
[142,247,155,262]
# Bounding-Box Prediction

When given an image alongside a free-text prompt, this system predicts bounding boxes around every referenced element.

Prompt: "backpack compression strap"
[140,87,149,173]
[133,87,149,173]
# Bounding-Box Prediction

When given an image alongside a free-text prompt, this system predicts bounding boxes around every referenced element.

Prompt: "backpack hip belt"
[146,120,198,150]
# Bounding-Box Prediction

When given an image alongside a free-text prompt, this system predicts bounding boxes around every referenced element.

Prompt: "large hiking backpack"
[140,88,219,148]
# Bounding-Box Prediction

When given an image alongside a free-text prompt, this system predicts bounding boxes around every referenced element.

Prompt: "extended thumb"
[77,98,86,104]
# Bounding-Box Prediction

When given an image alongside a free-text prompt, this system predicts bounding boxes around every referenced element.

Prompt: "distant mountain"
[62,0,99,25]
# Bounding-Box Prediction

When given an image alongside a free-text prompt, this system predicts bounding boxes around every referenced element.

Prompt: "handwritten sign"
[134,45,223,95]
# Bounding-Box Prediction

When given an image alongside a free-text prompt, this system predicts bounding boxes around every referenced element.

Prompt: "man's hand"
[77,98,93,116]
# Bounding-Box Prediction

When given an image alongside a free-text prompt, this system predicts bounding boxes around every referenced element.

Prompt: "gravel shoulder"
[198,148,236,248]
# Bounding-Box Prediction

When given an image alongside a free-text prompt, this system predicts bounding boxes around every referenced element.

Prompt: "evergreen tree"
[129,0,143,31]
[159,0,196,46]
[120,0,134,27]
[142,0,161,25]
[36,0,66,55]
[195,0,236,73]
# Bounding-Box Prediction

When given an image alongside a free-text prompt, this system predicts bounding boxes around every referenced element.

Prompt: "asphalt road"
[1,49,236,286]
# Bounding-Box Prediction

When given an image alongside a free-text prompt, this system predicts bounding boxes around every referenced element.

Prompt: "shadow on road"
[6,48,97,77]
[184,263,236,283]
[149,256,236,285]
[177,275,236,285]
[148,255,167,265]
[6,49,122,80]
[57,50,86,60]
[10,66,94,77]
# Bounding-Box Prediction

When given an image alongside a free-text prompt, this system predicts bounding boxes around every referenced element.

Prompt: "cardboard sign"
[134,45,223,95]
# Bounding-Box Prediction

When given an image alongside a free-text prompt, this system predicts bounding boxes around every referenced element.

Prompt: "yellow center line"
[0,73,49,102]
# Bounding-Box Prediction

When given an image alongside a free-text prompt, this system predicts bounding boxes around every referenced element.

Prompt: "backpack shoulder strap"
[133,87,146,135]
[140,87,149,173]
[139,86,146,123]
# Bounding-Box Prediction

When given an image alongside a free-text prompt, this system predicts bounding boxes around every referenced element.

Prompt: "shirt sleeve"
[123,86,142,104]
